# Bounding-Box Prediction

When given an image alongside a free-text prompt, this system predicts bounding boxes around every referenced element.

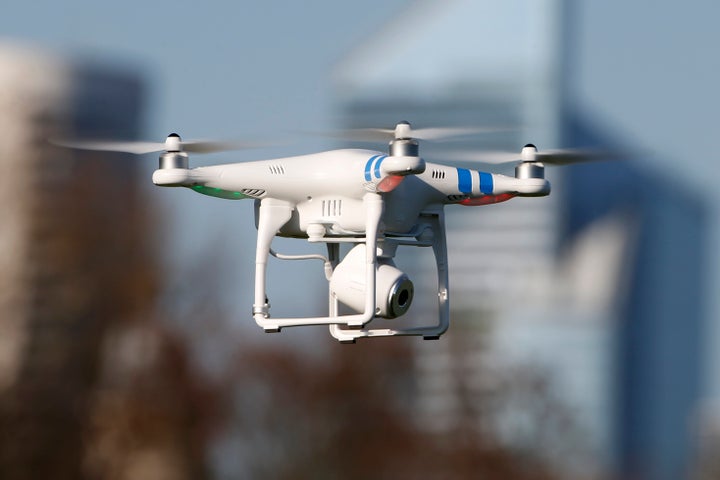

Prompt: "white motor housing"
[330,244,414,319]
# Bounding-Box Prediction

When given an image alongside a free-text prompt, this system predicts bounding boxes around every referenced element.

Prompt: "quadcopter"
[62,122,597,343]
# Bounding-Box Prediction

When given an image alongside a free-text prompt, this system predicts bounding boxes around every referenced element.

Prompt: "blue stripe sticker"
[479,172,493,194]
[364,155,379,181]
[457,168,472,194]
[374,155,386,179]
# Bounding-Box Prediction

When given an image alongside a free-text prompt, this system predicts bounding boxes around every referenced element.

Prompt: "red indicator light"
[377,175,405,192]
[460,193,516,206]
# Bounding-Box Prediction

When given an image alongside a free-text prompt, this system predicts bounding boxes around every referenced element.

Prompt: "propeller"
[325,121,511,143]
[442,144,619,167]
[53,133,260,155]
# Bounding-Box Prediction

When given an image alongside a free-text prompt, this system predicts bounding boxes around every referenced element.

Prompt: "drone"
[62,122,598,343]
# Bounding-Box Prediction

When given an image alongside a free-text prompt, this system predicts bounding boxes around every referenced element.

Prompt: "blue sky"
[1,0,408,137]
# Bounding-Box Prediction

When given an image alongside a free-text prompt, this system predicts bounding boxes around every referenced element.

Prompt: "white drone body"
[65,123,589,343]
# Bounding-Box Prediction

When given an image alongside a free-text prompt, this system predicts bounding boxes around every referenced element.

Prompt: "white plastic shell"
[330,244,413,319]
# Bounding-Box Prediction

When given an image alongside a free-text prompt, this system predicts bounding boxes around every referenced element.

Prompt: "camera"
[330,244,414,319]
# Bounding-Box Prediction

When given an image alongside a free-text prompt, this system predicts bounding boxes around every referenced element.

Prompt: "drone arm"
[434,168,550,205]
[491,173,550,197]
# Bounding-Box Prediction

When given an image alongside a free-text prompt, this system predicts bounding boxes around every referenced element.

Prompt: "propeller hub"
[165,133,182,152]
[394,122,413,140]
[520,144,537,162]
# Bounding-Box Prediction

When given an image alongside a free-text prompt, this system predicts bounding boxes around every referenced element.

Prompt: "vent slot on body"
[241,188,266,198]
[269,164,286,175]
[322,199,343,217]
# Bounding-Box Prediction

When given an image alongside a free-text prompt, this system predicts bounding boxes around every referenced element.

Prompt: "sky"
[0,0,407,136]
[568,0,720,193]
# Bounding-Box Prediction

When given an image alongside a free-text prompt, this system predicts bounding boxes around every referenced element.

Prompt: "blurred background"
[0,0,717,479]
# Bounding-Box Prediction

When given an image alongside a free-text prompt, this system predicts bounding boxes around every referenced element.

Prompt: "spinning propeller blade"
[180,139,262,153]
[443,146,619,166]
[406,126,509,141]
[51,139,167,155]
[323,121,510,143]
[53,133,260,155]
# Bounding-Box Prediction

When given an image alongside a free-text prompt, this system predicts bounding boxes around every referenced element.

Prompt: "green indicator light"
[189,185,247,200]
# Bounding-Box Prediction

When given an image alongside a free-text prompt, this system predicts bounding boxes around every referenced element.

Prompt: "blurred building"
[561,120,707,480]
[332,1,714,479]
[559,2,714,478]
[0,44,209,480]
